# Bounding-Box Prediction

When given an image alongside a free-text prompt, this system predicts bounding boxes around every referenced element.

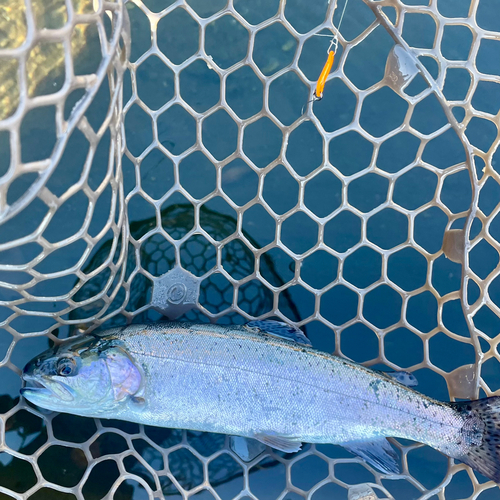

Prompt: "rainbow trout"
[21,321,500,482]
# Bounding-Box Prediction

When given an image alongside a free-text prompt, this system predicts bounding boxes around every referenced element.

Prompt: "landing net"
[1,0,500,498]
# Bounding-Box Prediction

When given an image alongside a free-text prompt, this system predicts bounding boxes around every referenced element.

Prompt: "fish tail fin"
[450,396,500,482]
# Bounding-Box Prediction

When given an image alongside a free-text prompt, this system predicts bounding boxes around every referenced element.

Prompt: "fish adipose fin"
[253,432,302,453]
[343,438,400,474]
[246,320,312,346]
[451,397,500,483]
[378,370,418,388]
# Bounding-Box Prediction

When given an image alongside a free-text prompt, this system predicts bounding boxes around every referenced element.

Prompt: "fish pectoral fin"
[253,432,302,453]
[230,436,266,462]
[246,320,312,346]
[343,438,400,474]
[379,370,418,388]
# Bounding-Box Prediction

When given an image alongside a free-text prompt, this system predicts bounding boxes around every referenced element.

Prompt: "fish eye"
[56,357,76,377]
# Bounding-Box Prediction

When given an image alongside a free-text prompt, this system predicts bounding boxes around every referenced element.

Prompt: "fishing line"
[336,0,349,39]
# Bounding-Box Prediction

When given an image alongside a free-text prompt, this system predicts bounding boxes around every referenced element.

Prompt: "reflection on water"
[0,0,98,120]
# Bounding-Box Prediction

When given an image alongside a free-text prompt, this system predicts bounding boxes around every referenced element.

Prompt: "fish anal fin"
[253,432,302,453]
[343,438,400,474]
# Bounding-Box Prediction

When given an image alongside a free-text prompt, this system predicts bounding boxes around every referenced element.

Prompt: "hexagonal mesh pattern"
[1,0,500,498]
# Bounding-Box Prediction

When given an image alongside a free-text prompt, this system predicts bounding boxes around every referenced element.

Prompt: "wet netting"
[1,0,500,498]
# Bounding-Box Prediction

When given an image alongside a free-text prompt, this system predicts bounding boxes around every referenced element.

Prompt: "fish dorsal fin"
[343,438,399,474]
[378,370,418,388]
[253,431,302,453]
[246,320,312,346]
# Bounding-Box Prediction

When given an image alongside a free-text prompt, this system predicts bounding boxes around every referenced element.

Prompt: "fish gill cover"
[0,0,500,498]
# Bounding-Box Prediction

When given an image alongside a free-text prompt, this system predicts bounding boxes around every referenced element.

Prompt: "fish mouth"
[21,377,52,397]
[21,375,74,402]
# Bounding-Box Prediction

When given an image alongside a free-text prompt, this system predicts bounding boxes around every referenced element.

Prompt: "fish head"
[21,333,143,416]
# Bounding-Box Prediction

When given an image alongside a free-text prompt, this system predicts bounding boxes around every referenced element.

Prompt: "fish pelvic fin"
[229,436,266,462]
[253,432,302,453]
[343,437,400,475]
[451,396,500,483]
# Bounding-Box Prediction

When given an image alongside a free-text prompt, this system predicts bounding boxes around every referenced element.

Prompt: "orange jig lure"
[302,36,338,114]
[314,49,335,101]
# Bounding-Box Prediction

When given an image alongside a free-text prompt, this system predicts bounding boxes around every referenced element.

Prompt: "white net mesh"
[1,0,500,498]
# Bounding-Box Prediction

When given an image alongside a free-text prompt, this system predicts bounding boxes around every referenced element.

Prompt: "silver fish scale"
[0,0,500,498]
[112,324,464,456]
